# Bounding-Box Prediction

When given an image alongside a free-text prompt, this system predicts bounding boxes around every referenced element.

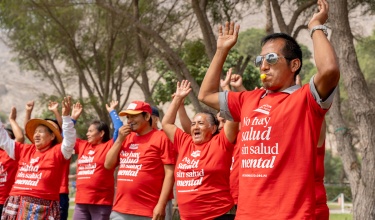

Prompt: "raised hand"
[71,102,83,121]
[308,0,329,28]
[61,96,72,117]
[230,74,243,88]
[25,100,34,112]
[105,100,119,113]
[48,101,59,112]
[9,107,17,121]
[217,21,240,51]
[220,68,232,91]
[175,80,192,99]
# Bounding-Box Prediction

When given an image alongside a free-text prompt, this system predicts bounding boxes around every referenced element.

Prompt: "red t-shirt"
[174,128,234,220]
[230,141,240,205]
[315,143,329,219]
[59,158,70,194]
[0,149,18,204]
[112,129,175,217]
[9,143,68,201]
[228,85,327,219]
[74,139,116,205]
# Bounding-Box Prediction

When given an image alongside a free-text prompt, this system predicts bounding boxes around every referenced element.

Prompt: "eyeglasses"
[254,53,288,67]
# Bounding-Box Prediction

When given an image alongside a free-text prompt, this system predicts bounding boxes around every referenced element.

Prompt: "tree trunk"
[264,0,274,35]
[329,0,375,219]
[191,0,216,60]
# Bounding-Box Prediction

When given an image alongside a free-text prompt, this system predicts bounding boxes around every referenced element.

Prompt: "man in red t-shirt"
[105,101,175,220]
[198,1,340,219]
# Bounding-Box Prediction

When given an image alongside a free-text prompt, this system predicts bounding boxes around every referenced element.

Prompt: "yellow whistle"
[260,74,266,80]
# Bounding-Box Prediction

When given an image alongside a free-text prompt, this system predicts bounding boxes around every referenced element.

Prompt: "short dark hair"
[261,33,303,76]
[200,111,219,135]
[91,120,110,143]
[5,127,15,139]
[44,118,61,147]
[141,112,153,126]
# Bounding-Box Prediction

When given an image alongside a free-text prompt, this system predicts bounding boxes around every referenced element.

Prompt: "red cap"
[119,101,152,116]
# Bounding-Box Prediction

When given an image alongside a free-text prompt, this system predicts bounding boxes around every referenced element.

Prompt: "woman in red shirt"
[0,96,76,219]
[162,80,239,220]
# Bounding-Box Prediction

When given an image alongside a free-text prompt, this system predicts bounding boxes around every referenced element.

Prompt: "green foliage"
[234,28,265,60]
[0,111,7,123]
[325,185,352,202]
[152,39,261,104]
[356,30,375,84]
[324,150,346,184]
[299,44,317,84]
[223,50,261,90]
[152,40,209,105]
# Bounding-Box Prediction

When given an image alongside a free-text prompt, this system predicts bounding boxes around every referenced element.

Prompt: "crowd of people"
[0,0,338,219]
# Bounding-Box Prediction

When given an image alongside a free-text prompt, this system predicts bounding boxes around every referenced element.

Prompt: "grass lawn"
[65,200,353,220]
[330,213,353,220]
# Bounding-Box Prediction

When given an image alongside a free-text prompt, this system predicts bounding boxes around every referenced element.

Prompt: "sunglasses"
[254,53,289,67]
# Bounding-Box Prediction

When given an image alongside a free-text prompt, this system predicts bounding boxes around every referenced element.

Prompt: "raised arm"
[8,107,24,143]
[309,0,340,100]
[171,93,191,134]
[48,101,63,129]
[198,22,240,110]
[106,100,123,141]
[104,124,131,170]
[162,80,192,143]
[71,102,83,122]
[61,96,76,160]
[24,100,34,129]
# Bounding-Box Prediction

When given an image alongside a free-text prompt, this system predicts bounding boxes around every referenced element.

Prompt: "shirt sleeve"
[309,75,337,109]
[61,116,77,159]
[0,121,16,160]
[109,110,123,141]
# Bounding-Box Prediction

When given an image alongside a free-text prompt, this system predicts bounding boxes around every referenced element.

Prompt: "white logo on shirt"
[191,150,200,158]
[129,144,139,150]
[253,104,272,115]
[30,157,40,164]
[88,150,95,155]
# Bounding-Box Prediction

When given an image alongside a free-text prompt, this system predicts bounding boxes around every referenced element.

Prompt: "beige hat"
[25,119,62,144]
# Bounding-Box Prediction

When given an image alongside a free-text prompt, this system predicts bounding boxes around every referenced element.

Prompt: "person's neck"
[268,82,296,94]
[136,126,153,136]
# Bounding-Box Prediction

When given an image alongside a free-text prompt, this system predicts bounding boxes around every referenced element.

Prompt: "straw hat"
[25,119,63,144]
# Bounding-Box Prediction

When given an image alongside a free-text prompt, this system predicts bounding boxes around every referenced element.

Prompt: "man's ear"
[290,59,301,73]
[145,113,151,121]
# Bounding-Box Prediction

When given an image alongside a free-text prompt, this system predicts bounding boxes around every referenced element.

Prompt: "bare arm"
[176,97,191,134]
[198,22,240,110]
[162,80,192,143]
[224,121,239,144]
[8,107,24,143]
[152,164,175,220]
[24,100,34,129]
[48,101,62,129]
[104,124,131,169]
[309,0,340,100]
